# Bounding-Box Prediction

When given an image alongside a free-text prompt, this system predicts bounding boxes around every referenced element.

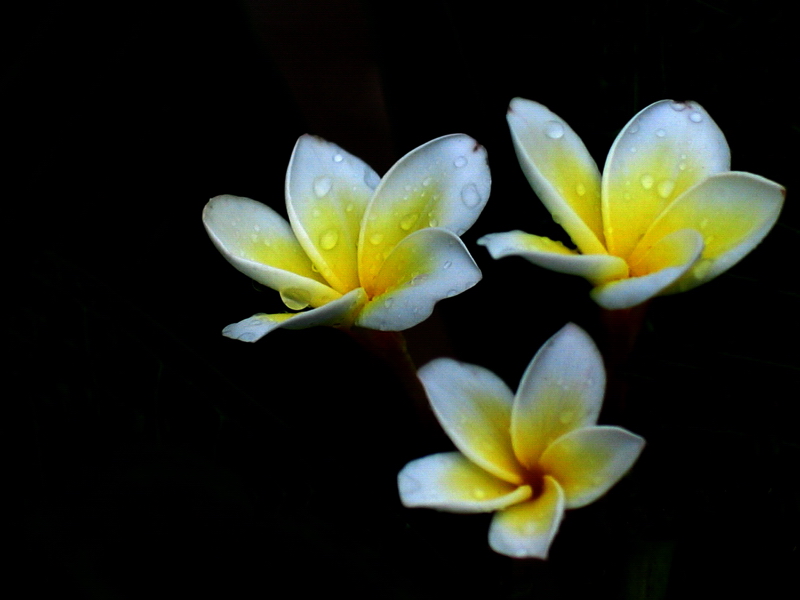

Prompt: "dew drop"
[422,176,432,187]
[678,162,687,171]
[628,122,640,134]
[689,111,703,123]
[460,183,482,208]
[280,288,311,310]
[576,182,586,196]
[333,153,343,163]
[472,488,487,500]
[384,298,394,308]
[640,174,654,190]
[443,260,453,269]
[657,179,675,198]
[320,228,339,250]
[629,146,638,154]
[670,101,686,111]
[446,288,458,298]
[655,128,666,137]
[544,120,564,139]
[428,217,439,227]
[345,202,355,212]
[453,156,468,168]
[364,169,380,189]
[399,213,419,231]
[369,232,384,245]
[313,175,333,197]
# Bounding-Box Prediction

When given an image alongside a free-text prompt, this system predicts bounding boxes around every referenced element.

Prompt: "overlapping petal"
[418,358,525,485]
[512,323,606,469]
[356,228,481,331]
[398,452,532,513]
[488,476,565,559]
[539,426,645,509]
[483,98,783,309]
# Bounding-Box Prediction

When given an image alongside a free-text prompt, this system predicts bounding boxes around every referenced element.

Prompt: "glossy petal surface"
[478,231,628,285]
[592,228,704,309]
[285,135,378,294]
[356,228,481,331]
[221,288,368,342]
[418,358,525,485]
[512,324,606,469]
[488,476,565,559]
[540,426,645,509]
[602,100,730,258]
[358,135,490,289]
[507,98,606,254]
[398,452,532,513]
[633,172,785,292]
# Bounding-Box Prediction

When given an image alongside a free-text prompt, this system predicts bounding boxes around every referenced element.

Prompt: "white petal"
[477,231,628,285]
[417,358,526,485]
[602,100,730,258]
[511,324,606,469]
[358,135,490,289]
[591,228,704,309]
[507,98,607,254]
[203,195,341,309]
[631,172,785,293]
[398,452,532,513]
[540,426,645,509]
[488,475,565,559]
[285,135,378,293]
[221,288,367,342]
[355,228,481,331]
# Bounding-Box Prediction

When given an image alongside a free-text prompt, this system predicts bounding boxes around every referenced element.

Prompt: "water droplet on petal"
[460,183,482,208]
[576,183,586,196]
[333,153,343,163]
[678,162,687,171]
[629,146,638,154]
[472,488,487,499]
[446,289,458,298]
[422,176,432,187]
[689,111,703,123]
[280,288,311,310]
[628,122,640,134]
[384,298,394,308]
[320,228,339,250]
[428,218,439,227]
[364,169,380,189]
[657,179,675,198]
[370,232,384,245]
[453,156,468,168]
[544,120,564,139]
[345,202,354,212]
[640,174,654,190]
[443,260,452,269]
[670,101,686,111]
[313,175,333,197]
[655,128,666,137]
[399,213,419,230]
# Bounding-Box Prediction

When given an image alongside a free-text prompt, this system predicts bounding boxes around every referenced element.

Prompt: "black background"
[11,1,798,598]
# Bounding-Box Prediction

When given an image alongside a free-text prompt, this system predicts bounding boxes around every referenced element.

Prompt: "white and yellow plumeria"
[398,323,644,559]
[478,98,785,309]
[203,134,490,341]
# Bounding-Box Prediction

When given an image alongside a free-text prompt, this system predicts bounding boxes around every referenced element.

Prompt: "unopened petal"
[221,288,368,342]
[417,358,526,485]
[632,172,785,293]
[507,98,606,254]
[398,452,532,513]
[477,231,628,285]
[285,135,378,294]
[592,228,704,309]
[358,135,490,289]
[488,475,565,559]
[203,195,341,309]
[602,100,730,258]
[540,426,644,509]
[355,228,481,331]
[511,324,606,469]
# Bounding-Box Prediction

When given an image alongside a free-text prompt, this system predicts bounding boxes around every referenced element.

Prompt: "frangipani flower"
[398,323,644,559]
[203,134,490,341]
[478,98,785,309]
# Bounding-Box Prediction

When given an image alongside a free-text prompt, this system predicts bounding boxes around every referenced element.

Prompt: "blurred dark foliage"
[9,0,798,598]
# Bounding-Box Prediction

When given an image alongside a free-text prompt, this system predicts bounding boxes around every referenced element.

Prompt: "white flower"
[398,324,644,558]
[203,134,490,341]
[479,98,785,309]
